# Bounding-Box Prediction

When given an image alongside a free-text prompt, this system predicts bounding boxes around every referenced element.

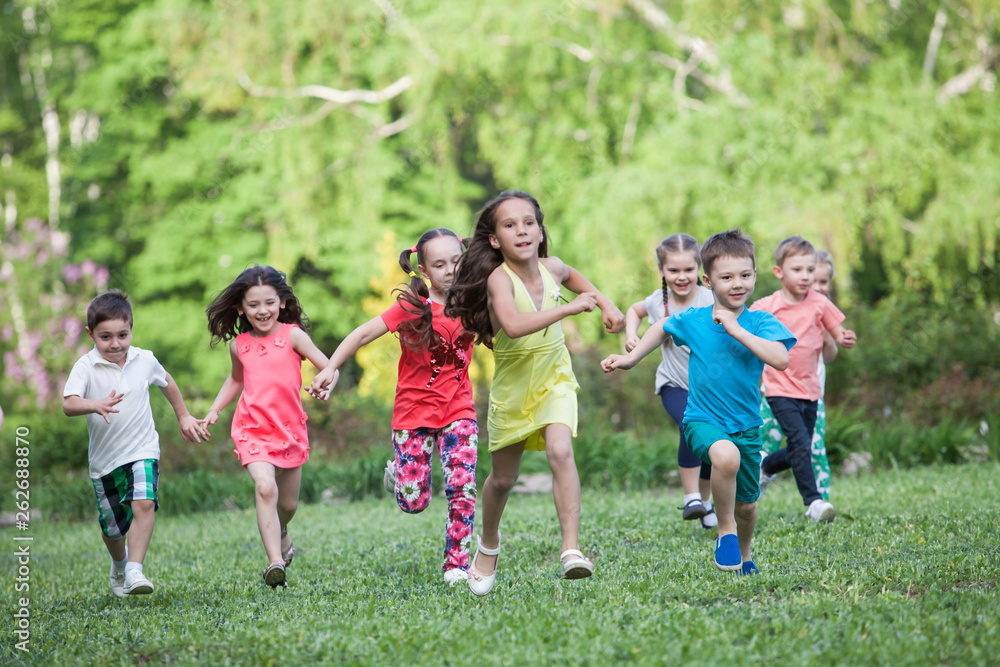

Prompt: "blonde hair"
[816,249,835,278]
[774,236,816,267]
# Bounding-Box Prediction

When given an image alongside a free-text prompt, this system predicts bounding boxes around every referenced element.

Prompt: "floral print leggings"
[761,397,830,500]
[392,419,478,572]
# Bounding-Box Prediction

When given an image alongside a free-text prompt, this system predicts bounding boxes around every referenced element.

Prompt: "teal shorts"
[683,422,762,504]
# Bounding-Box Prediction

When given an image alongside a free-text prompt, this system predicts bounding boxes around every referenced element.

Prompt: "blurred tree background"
[2,0,998,487]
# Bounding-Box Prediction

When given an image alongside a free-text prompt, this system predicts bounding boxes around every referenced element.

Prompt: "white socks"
[125,561,143,575]
[112,547,128,571]
[683,493,702,506]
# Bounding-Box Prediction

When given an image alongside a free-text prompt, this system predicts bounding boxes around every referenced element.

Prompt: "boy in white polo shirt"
[63,290,206,597]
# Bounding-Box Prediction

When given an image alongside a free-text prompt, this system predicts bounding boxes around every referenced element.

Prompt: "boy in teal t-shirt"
[602,230,795,575]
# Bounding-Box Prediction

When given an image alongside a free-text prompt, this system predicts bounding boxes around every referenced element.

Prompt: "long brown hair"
[205,265,308,346]
[445,190,547,347]
[395,228,465,351]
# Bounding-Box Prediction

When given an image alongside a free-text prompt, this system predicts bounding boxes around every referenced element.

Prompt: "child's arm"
[828,324,856,349]
[308,316,389,400]
[624,300,649,352]
[552,258,625,333]
[201,341,245,435]
[714,308,790,370]
[159,372,209,442]
[290,327,330,373]
[821,329,839,363]
[601,316,670,372]
[489,267,597,339]
[63,391,125,424]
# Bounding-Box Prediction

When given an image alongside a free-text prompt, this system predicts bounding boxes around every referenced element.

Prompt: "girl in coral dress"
[202,265,328,588]
[310,229,478,587]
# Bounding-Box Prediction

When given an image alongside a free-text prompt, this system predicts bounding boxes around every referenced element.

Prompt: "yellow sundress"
[488,262,579,452]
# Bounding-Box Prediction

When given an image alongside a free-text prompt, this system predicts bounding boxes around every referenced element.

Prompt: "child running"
[201,266,329,588]
[445,189,625,596]
[623,234,716,528]
[308,228,478,587]
[759,250,839,500]
[754,239,856,522]
[63,289,207,597]
[602,230,795,574]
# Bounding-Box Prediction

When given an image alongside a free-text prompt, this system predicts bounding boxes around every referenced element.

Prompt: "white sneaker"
[123,568,154,595]
[805,499,836,523]
[443,569,468,586]
[759,457,777,498]
[109,564,126,598]
[383,460,397,495]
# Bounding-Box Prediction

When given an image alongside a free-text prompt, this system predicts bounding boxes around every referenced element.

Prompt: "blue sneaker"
[741,560,759,576]
[714,534,741,571]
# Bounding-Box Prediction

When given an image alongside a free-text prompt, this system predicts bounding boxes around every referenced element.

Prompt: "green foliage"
[4,464,1000,665]
[3,0,999,468]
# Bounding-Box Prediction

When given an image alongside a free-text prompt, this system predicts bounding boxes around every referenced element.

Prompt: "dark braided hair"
[654,233,702,311]
[445,190,548,348]
[206,265,308,346]
[395,228,465,352]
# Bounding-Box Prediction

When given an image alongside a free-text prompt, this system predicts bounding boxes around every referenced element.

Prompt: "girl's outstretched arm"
[308,316,389,400]
[201,341,244,437]
[624,300,649,352]
[601,316,669,372]
[489,266,596,339]
[546,257,625,333]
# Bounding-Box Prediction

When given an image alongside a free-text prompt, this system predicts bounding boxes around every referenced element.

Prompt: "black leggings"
[660,386,711,480]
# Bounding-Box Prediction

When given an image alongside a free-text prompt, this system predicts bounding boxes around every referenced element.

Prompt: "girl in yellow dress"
[446,190,624,596]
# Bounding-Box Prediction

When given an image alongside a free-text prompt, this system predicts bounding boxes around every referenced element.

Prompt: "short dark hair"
[701,229,755,278]
[87,289,133,331]
[774,235,816,267]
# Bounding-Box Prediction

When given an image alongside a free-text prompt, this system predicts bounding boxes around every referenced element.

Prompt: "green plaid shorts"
[92,459,159,539]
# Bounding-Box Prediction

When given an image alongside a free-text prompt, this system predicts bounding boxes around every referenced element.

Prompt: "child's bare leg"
[247,462,281,563]
[699,476,712,504]
[275,466,302,555]
[544,423,586,561]
[102,534,127,561]
[126,499,156,563]
[275,466,302,531]
[707,440,740,536]
[679,466,701,497]
[734,501,757,561]
[476,443,524,574]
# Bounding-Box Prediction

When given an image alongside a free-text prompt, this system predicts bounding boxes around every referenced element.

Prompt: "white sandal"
[468,534,501,597]
[560,549,594,580]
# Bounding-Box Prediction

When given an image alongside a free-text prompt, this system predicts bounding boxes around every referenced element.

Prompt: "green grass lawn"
[4,463,999,666]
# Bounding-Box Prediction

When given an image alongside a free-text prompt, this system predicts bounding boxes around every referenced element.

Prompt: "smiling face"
[703,255,757,312]
[660,250,700,299]
[418,235,463,301]
[88,318,133,367]
[813,262,833,296]
[774,251,816,301]
[489,197,543,262]
[239,284,284,337]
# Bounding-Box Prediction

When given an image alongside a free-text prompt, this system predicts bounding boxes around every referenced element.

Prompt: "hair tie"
[409,271,417,278]
[410,245,418,253]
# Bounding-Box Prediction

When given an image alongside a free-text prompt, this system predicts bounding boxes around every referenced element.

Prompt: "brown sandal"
[263,560,286,588]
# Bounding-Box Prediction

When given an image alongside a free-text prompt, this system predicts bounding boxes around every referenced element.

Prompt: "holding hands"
[600,301,626,334]
[307,367,340,401]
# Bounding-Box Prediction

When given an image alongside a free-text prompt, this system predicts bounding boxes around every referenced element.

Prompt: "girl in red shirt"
[310,229,477,586]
